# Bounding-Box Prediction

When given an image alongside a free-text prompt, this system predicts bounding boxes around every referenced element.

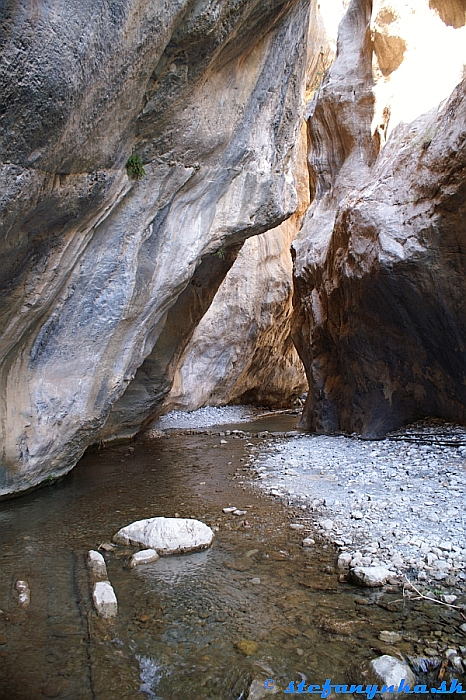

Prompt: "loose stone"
[370,655,416,698]
[113,517,214,555]
[87,550,108,580]
[350,566,391,587]
[378,630,402,644]
[302,537,316,547]
[15,580,30,607]
[129,549,160,567]
[92,581,117,618]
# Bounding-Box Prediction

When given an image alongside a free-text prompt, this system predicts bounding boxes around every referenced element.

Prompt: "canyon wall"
[0,0,310,496]
[292,0,466,436]
[156,0,349,419]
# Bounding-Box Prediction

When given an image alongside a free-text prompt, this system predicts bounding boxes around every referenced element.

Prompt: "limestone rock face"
[292,0,466,437]
[161,123,310,414]
[0,0,310,495]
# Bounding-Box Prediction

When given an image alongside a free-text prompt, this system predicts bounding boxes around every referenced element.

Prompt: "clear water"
[0,419,464,699]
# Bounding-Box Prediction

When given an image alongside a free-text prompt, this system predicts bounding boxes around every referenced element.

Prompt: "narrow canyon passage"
[0,412,465,699]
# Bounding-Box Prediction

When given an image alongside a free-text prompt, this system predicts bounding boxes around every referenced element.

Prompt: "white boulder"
[113,517,214,555]
[350,566,391,587]
[92,581,118,618]
[87,550,108,580]
[130,549,160,567]
[370,655,416,698]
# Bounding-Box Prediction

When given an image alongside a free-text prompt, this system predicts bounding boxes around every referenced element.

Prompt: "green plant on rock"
[126,154,146,180]
[215,248,226,260]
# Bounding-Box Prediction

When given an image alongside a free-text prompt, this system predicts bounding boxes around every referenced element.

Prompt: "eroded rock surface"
[0,0,310,495]
[161,123,310,414]
[292,0,466,436]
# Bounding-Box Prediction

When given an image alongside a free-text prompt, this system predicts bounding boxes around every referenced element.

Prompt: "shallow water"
[0,417,465,699]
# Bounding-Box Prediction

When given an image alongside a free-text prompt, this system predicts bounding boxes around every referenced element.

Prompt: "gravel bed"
[248,420,466,590]
[150,405,263,430]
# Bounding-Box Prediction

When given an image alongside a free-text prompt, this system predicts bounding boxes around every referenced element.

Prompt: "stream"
[0,412,465,699]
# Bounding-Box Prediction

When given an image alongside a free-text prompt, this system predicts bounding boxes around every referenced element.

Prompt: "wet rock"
[98,543,116,553]
[15,580,30,608]
[379,631,402,644]
[302,537,315,547]
[235,640,258,656]
[113,517,214,554]
[87,550,108,580]
[320,519,334,531]
[248,678,278,697]
[370,655,416,698]
[350,566,391,587]
[129,549,160,568]
[92,581,118,619]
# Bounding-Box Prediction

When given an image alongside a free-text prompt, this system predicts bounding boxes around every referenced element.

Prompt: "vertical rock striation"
[292,0,466,436]
[0,0,310,495]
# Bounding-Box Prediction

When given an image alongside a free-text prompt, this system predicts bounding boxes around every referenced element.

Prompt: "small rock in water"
[379,630,402,644]
[302,537,315,547]
[92,581,117,618]
[290,523,305,530]
[235,639,258,656]
[87,550,108,580]
[222,507,237,514]
[113,517,214,555]
[232,509,247,516]
[98,542,116,552]
[350,566,391,587]
[129,549,160,568]
[370,655,416,698]
[250,577,261,585]
[248,678,278,697]
[15,580,30,607]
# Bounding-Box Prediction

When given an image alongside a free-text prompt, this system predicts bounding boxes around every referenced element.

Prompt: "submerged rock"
[129,549,160,568]
[92,581,118,619]
[15,580,30,608]
[113,517,214,555]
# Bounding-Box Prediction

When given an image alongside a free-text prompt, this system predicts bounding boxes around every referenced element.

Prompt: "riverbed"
[0,410,465,699]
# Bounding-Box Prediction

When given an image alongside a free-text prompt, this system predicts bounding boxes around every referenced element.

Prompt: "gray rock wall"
[0,0,310,496]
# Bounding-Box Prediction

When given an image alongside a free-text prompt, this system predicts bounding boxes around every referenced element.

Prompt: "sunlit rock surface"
[156,1,349,416]
[0,0,310,495]
[292,0,466,437]
[161,124,310,414]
